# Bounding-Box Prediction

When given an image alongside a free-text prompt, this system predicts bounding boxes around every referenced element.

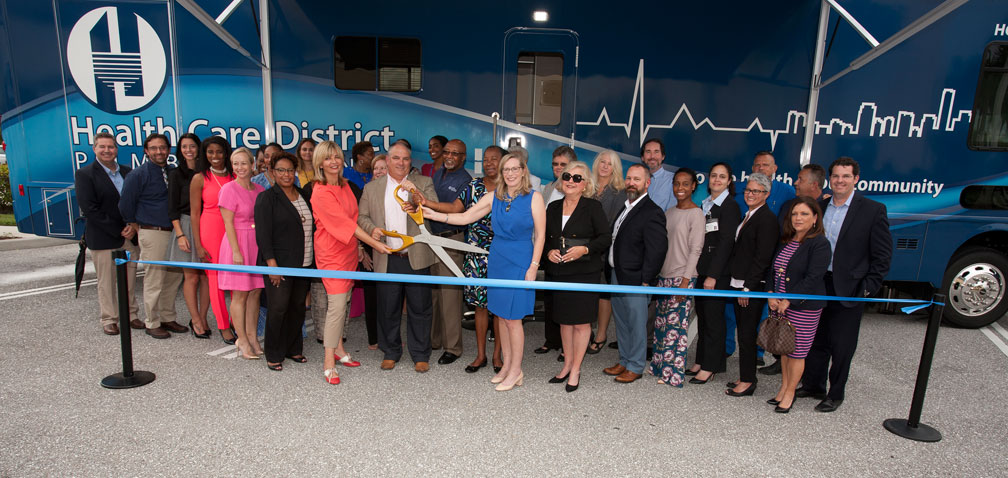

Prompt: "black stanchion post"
[883,293,944,442]
[101,250,156,389]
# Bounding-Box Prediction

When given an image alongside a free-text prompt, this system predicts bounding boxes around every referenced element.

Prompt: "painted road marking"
[981,324,1008,358]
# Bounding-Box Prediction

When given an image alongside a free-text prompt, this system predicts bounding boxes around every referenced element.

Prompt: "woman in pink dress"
[310,141,389,385]
[218,147,265,359]
[190,136,236,344]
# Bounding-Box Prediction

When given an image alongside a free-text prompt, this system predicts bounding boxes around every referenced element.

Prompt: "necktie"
[161,167,168,186]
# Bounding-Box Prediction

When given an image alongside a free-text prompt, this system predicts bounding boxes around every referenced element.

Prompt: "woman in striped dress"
[766,196,832,413]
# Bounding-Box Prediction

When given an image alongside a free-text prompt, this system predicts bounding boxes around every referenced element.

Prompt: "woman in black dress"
[166,133,210,337]
[544,160,612,392]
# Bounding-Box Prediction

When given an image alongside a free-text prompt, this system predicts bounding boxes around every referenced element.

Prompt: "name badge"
[705,217,719,233]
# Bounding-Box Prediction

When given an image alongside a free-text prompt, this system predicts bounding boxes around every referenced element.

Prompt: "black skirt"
[548,271,600,325]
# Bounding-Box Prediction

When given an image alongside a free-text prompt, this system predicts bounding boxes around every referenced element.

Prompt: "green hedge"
[0,164,11,213]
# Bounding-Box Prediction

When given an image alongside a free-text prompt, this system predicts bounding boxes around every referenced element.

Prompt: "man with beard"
[640,138,676,211]
[119,133,187,338]
[602,164,667,383]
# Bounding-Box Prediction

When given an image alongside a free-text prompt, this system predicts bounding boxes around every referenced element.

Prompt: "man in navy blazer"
[75,132,141,335]
[799,157,892,412]
[603,164,668,384]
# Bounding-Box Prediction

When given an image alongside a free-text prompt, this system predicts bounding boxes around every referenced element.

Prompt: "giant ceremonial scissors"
[381,185,487,277]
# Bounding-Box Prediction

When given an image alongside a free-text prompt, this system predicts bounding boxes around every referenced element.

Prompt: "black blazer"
[766,234,831,310]
[254,184,314,268]
[75,161,132,250]
[606,196,667,286]
[544,197,611,277]
[819,193,892,304]
[696,196,742,281]
[727,204,780,291]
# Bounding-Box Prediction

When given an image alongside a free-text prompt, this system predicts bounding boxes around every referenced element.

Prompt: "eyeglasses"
[502,166,522,174]
[274,168,296,175]
[443,150,464,157]
[561,172,584,183]
[744,188,768,195]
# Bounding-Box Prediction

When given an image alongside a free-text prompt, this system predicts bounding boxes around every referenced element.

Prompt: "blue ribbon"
[116,258,943,313]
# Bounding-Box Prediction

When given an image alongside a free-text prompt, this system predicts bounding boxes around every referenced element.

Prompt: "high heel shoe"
[688,372,715,384]
[490,373,505,384]
[767,398,781,406]
[726,382,757,397]
[565,371,580,393]
[189,320,210,339]
[464,358,487,373]
[220,328,237,345]
[335,353,361,367]
[774,404,791,413]
[684,368,700,376]
[548,372,569,384]
[495,372,524,391]
[324,368,340,385]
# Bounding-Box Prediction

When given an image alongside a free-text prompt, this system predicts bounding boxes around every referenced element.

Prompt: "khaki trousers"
[430,232,464,355]
[138,229,183,328]
[323,291,351,349]
[92,242,140,326]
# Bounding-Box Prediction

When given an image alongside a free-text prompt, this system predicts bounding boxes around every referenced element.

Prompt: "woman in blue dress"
[423,153,545,391]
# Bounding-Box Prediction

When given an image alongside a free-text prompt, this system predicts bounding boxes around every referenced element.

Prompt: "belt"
[138,225,171,231]
[391,251,409,258]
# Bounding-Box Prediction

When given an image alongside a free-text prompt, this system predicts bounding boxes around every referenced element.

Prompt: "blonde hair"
[232,147,254,171]
[592,149,625,192]
[312,140,345,186]
[553,160,596,197]
[495,153,533,200]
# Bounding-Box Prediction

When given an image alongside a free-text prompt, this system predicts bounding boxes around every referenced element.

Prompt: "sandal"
[286,354,308,363]
[267,362,283,371]
[324,368,340,385]
[587,339,606,354]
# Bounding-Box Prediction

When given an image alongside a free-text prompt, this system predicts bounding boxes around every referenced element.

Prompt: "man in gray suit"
[358,142,438,373]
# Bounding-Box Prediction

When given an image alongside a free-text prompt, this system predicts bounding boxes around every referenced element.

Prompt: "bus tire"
[941,247,1008,328]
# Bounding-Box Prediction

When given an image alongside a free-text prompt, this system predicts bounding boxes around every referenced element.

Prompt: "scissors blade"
[421,235,488,254]
[430,245,466,278]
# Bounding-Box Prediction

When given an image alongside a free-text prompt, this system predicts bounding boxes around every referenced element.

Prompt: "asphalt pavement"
[0,239,1006,476]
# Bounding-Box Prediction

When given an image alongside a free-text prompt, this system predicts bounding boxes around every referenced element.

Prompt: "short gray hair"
[747,172,772,192]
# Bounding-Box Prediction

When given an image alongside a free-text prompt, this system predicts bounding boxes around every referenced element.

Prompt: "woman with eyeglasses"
[254,152,314,371]
[724,172,780,397]
[543,161,611,392]
[423,153,545,392]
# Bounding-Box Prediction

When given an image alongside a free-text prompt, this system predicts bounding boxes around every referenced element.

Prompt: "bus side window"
[515,52,563,126]
[960,185,1008,210]
[968,42,1008,151]
[334,37,421,92]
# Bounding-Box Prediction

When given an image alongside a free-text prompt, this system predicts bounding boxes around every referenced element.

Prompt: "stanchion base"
[883,418,942,442]
[101,371,156,389]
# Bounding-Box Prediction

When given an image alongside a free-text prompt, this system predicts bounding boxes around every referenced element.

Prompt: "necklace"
[210,166,226,175]
[504,192,514,212]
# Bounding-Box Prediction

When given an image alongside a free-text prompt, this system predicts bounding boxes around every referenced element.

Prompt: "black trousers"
[694,276,727,373]
[803,278,864,401]
[733,289,766,384]
[376,254,432,363]
[262,274,311,364]
[543,291,561,348]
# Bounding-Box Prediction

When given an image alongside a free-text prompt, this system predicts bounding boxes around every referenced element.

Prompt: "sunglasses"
[561,172,584,183]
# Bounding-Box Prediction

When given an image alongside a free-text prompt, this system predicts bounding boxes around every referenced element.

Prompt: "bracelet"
[531,261,539,267]
[176,234,185,239]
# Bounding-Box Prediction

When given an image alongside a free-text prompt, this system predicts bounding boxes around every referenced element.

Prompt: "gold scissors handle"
[380,229,415,253]
[393,184,425,226]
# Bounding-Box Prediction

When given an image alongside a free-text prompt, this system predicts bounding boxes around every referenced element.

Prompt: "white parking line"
[981,326,1008,358]
[0,271,145,301]
[991,322,1008,342]
[207,345,236,356]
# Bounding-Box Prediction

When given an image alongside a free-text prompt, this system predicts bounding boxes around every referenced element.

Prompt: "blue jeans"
[611,271,649,374]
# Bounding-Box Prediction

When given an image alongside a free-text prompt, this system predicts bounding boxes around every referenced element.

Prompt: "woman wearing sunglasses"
[542,161,611,392]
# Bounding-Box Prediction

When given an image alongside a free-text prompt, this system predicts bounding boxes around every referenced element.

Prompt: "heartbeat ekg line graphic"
[576,59,972,149]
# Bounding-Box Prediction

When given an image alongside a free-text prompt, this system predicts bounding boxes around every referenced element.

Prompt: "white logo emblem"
[66,6,166,113]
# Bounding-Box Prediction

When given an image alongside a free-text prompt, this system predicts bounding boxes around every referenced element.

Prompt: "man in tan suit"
[358,142,438,372]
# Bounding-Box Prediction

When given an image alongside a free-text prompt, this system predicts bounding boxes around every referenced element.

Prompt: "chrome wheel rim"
[948,262,1005,317]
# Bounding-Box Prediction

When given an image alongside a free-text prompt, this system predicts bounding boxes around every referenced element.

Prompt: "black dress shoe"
[688,373,715,385]
[565,382,579,393]
[438,352,459,365]
[548,372,569,384]
[556,352,565,362]
[608,341,618,349]
[774,404,791,413]
[795,387,827,400]
[684,368,699,376]
[464,358,487,373]
[725,382,757,397]
[815,398,843,413]
[767,397,780,406]
[758,360,782,375]
[534,344,557,354]
[493,365,502,373]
